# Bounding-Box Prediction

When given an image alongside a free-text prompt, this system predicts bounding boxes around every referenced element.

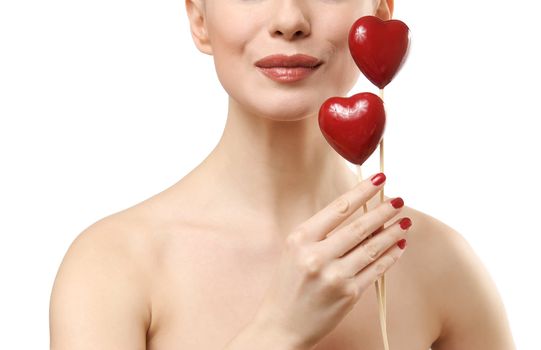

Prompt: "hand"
[252,173,411,350]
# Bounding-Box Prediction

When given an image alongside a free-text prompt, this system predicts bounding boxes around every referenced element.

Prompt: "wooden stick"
[379,87,387,314]
[378,87,389,349]
[356,161,389,350]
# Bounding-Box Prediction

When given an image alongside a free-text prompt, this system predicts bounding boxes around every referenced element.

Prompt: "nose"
[268,0,311,40]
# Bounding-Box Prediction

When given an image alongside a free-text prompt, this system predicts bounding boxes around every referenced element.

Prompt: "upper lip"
[255,54,323,68]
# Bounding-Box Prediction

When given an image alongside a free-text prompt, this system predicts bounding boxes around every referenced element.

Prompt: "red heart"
[348,16,410,89]
[318,92,386,166]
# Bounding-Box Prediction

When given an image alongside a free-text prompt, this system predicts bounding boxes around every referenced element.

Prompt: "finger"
[351,241,406,292]
[319,198,406,260]
[293,172,386,243]
[338,216,411,277]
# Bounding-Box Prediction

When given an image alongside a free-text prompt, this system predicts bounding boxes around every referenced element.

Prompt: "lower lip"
[256,64,321,83]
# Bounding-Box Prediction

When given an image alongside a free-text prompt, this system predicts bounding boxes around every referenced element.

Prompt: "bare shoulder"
[50,209,155,349]
[398,205,471,297]
[400,205,516,350]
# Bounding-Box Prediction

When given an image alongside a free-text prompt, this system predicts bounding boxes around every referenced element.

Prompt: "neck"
[196,97,360,235]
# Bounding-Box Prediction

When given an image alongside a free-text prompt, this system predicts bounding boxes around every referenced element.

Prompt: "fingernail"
[399,217,412,230]
[397,239,407,249]
[370,172,386,186]
[391,197,404,209]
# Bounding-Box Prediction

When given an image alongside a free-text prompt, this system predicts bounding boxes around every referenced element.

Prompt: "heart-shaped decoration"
[348,15,410,89]
[318,92,386,166]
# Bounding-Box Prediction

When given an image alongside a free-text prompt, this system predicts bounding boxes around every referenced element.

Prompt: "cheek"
[206,3,254,60]
[206,10,253,87]
[318,13,363,92]
[208,19,243,53]
[321,2,373,50]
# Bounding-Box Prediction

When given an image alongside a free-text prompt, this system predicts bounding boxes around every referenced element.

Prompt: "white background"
[1,0,540,348]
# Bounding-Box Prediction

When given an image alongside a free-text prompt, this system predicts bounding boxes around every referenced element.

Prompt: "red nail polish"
[391,197,404,209]
[397,239,407,249]
[370,172,386,186]
[399,217,412,230]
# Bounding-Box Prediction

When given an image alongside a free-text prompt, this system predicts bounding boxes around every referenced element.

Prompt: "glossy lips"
[257,66,320,83]
[255,54,322,83]
[318,92,386,165]
[348,15,410,89]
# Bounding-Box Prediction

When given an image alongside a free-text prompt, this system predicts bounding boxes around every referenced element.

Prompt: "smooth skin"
[49,0,516,349]
[48,173,517,349]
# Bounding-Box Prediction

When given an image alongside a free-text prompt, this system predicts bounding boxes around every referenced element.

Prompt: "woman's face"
[187,0,385,122]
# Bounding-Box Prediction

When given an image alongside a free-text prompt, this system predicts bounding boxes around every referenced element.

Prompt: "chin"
[250,97,322,122]
[224,72,353,122]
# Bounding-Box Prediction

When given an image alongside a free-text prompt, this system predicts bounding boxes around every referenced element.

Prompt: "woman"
[49,0,516,349]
